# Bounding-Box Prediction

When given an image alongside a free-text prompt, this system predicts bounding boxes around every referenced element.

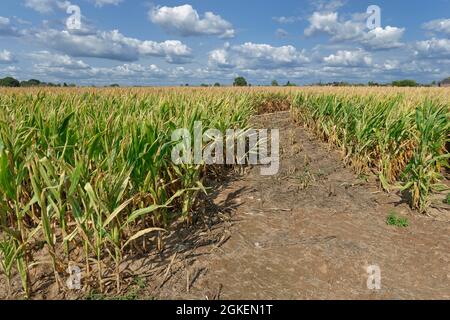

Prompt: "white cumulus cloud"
[362,26,405,50]
[422,19,450,36]
[323,49,372,67]
[209,42,310,70]
[24,0,71,13]
[149,4,235,38]
[0,16,24,37]
[33,28,192,63]
[24,0,122,12]
[272,16,301,24]
[0,50,17,63]
[414,38,450,59]
[92,0,123,7]
[29,51,89,69]
[304,11,404,50]
[29,51,169,84]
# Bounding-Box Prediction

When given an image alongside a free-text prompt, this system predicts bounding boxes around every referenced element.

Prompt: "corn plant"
[0,88,255,297]
[291,89,449,212]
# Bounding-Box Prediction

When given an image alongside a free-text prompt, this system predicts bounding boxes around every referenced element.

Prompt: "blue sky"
[0,0,449,85]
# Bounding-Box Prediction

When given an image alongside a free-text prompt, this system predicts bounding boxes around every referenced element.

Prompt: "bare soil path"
[154,111,450,300]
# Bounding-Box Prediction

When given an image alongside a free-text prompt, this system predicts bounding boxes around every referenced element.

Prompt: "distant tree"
[233,76,248,87]
[20,79,41,87]
[440,77,450,86]
[200,83,209,87]
[109,84,120,87]
[214,82,221,87]
[392,80,418,87]
[332,81,350,87]
[271,80,279,86]
[285,81,297,87]
[29,79,41,85]
[0,77,20,87]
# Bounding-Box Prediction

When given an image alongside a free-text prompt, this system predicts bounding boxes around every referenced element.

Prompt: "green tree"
[20,79,41,87]
[392,80,418,87]
[0,77,20,87]
[271,80,279,86]
[233,76,248,87]
[214,82,221,87]
[285,81,297,87]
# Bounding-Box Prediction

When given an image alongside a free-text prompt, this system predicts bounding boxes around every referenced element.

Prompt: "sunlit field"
[0,86,449,298]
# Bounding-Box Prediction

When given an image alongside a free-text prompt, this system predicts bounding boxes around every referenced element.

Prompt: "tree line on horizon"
[1,76,448,88]
[195,77,450,88]
[0,77,77,88]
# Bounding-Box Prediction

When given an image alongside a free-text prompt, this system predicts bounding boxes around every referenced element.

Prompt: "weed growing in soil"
[386,212,410,228]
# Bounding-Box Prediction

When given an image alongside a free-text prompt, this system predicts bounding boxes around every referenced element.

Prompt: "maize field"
[291,87,450,212]
[0,87,449,298]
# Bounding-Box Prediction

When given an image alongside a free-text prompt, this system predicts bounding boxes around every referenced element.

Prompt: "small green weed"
[386,212,410,228]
